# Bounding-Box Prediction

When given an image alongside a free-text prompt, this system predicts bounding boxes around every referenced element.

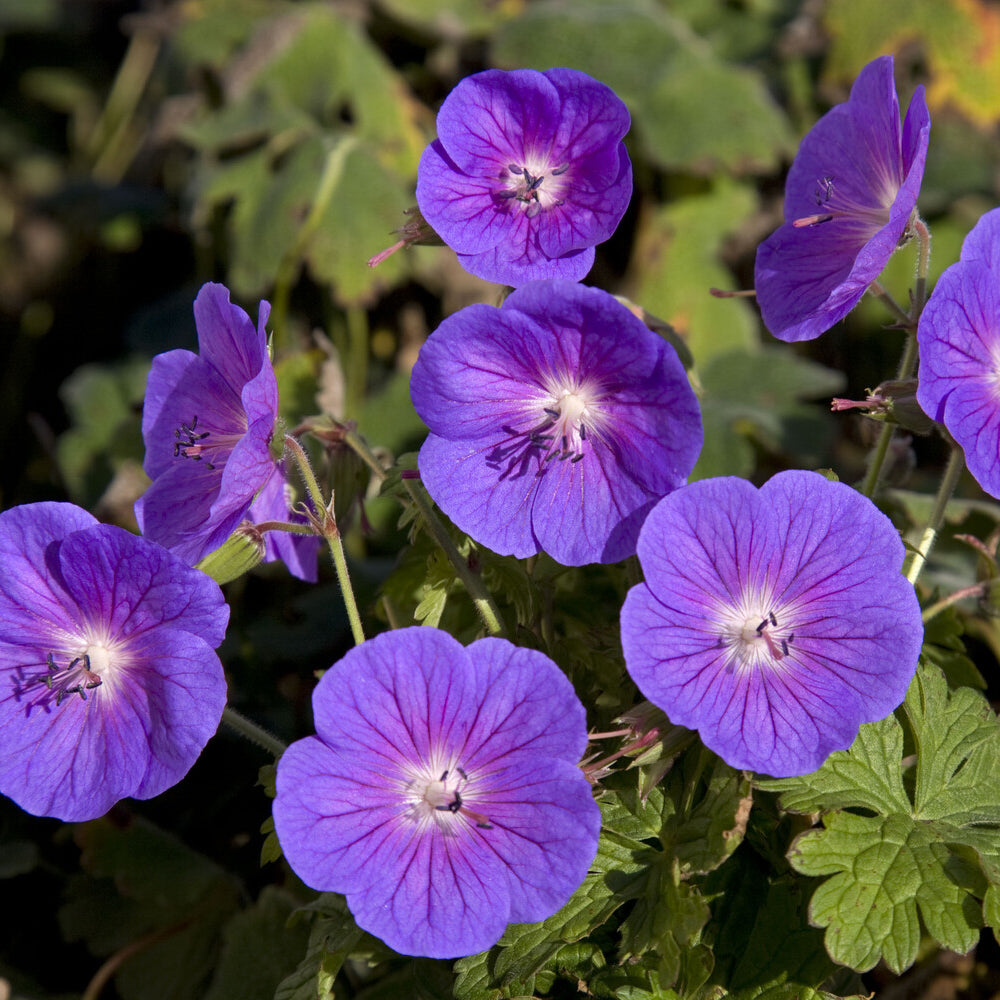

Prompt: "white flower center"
[524,381,604,471]
[497,156,570,217]
[404,765,493,834]
[716,595,797,672]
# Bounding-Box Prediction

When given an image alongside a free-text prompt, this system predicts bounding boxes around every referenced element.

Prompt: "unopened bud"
[831,379,934,435]
[196,525,266,584]
[367,207,445,268]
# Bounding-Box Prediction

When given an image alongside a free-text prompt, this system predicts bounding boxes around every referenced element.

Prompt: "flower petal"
[621,471,922,776]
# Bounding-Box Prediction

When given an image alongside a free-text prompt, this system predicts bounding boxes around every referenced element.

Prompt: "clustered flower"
[135,282,320,581]
[272,627,600,958]
[410,279,702,566]
[0,503,229,821]
[754,55,930,342]
[416,67,632,286]
[4,55,939,965]
[917,208,1000,500]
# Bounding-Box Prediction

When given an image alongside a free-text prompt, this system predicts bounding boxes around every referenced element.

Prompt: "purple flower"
[754,55,930,342]
[416,67,632,286]
[0,503,229,821]
[917,208,1000,499]
[620,472,922,776]
[272,627,600,958]
[410,280,702,566]
[135,283,319,581]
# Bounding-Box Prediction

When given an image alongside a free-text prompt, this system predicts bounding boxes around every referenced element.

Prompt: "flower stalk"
[221,706,288,758]
[401,474,508,639]
[906,444,965,586]
[285,435,366,646]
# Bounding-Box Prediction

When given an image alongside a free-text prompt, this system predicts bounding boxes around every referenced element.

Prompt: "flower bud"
[196,525,266,584]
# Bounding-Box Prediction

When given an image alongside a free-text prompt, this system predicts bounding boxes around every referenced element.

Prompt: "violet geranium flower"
[416,67,632,286]
[917,208,1000,499]
[754,55,930,342]
[273,627,600,958]
[0,503,229,821]
[135,282,319,580]
[620,471,922,776]
[410,280,702,566]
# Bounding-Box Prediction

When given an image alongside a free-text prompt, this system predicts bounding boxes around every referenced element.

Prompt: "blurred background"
[2,0,1000,997]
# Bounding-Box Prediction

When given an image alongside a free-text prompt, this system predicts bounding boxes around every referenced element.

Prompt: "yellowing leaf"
[825,0,1000,127]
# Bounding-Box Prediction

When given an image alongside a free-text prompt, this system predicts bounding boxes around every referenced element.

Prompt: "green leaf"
[59,817,241,1000]
[637,47,794,174]
[758,663,1000,972]
[904,660,1000,825]
[792,812,979,972]
[203,888,310,1000]
[619,858,711,984]
[691,347,845,480]
[627,182,760,366]
[374,0,509,36]
[253,6,424,175]
[920,607,986,691]
[55,358,148,503]
[172,0,283,70]
[356,369,427,456]
[303,143,414,307]
[490,0,793,174]
[452,809,652,999]
[757,716,909,816]
[274,895,364,1000]
[177,94,314,155]
[824,0,1000,129]
[709,862,842,1000]
[669,754,753,877]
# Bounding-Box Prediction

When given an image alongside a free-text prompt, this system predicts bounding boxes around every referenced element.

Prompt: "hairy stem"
[402,476,508,638]
[285,435,366,646]
[221,706,288,758]
[861,331,919,498]
[906,445,965,586]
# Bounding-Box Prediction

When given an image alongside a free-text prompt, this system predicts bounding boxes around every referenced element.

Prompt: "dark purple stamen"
[174,416,215,470]
[433,767,491,828]
[754,612,794,662]
[14,652,102,710]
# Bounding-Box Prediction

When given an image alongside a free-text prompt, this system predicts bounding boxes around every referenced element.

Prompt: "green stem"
[861,332,919,499]
[284,435,327,517]
[327,525,366,646]
[402,476,508,638]
[338,428,505,636]
[285,435,367,646]
[221,707,287,758]
[87,29,161,182]
[271,136,360,350]
[921,582,991,624]
[867,279,911,327]
[253,519,318,536]
[343,426,388,483]
[906,445,965,586]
